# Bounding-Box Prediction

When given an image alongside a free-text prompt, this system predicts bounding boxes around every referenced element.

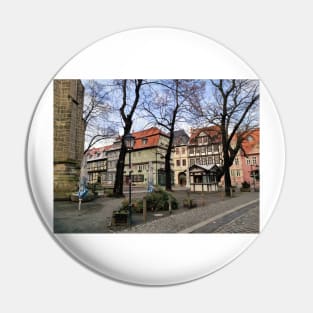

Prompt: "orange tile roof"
[86,144,113,156]
[240,128,260,155]
[132,127,168,150]
[189,125,222,144]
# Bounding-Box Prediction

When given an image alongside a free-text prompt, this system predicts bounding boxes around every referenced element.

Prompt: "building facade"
[85,145,112,185]
[87,127,173,188]
[239,129,260,189]
[172,129,190,186]
[188,126,223,168]
[189,164,219,192]
[54,79,85,200]
[124,127,172,186]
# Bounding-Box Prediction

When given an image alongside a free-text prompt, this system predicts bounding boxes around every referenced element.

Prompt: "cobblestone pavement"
[213,205,259,233]
[123,192,259,233]
[54,190,259,233]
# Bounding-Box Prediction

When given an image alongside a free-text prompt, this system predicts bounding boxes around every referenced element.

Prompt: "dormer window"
[142,138,148,145]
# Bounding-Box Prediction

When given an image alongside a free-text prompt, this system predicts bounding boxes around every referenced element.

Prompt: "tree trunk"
[113,121,132,197]
[112,79,142,197]
[165,127,175,191]
[165,148,172,191]
[113,143,127,197]
[224,165,232,197]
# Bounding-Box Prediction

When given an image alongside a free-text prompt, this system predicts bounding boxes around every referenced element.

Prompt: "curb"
[178,199,259,233]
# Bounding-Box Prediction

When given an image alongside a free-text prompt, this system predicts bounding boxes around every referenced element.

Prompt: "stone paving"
[123,192,259,233]
[213,205,259,233]
[54,189,259,233]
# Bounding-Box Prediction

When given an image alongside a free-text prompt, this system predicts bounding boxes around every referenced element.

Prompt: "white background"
[0,0,312,312]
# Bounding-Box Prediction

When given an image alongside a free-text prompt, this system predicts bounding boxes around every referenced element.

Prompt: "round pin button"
[26,28,285,285]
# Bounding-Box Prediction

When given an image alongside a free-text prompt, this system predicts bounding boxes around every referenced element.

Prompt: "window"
[231,170,235,176]
[132,175,144,182]
[247,135,253,142]
[201,147,206,154]
[182,147,186,154]
[236,170,241,177]
[202,158,207,165]
[176,160,181,166]
[208,157,213,164]
[252,156,257,165]
[196,158,200,164]
[182,159,186,166]
[175,147,180,154]
[190,158,195,166]
[208,145,212,152]
[196,148,200,155]
[189,147,195,155]
[197,137,202,144]
[138,165,143,172]
[246,158,251,165]
[203,136,208,143]
[213,144,219,152]
[214,155,220,163]
[235,157,239,165]
[142,138,148,145]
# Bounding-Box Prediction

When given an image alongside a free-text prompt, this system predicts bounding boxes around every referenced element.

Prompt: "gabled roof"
[240,128,260,155]
[189,164,220,172]
[173,129,189,146]
[189,125,222,144]
[86,145,112,161]
[132,127,168,150]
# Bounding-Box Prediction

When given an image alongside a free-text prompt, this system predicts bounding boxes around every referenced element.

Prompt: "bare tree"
[143,80,205,191]
[83,80,118,153]
[192,79,259,196]
[113,79,143,197]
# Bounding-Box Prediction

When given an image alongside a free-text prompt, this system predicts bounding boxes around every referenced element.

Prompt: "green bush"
[242,181,250,188]
[120,189,178,212]
[145,189,178,211]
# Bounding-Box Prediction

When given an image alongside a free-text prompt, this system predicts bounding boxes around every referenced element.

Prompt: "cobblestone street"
[123,191,259,233]
[54,189,259,233]
[213,205,259,233]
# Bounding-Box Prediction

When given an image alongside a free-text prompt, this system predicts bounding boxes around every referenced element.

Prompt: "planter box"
[111,211,129,226]
[240,187,251,192]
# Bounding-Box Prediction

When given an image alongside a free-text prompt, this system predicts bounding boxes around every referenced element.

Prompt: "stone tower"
[54,80,85,200]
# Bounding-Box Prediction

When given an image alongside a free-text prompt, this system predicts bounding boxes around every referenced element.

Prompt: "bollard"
[78,198,82,211]
[201,193,205,207]
[169,198,172,215]
[143,197,147,223]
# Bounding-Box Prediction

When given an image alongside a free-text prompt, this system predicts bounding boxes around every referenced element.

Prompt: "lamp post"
[124,132,135,226]
[155,150,167,186]
[250,163,259,192]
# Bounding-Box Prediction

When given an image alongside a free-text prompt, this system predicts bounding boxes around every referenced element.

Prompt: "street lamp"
[124,132,135,226]
[250,164,259,192]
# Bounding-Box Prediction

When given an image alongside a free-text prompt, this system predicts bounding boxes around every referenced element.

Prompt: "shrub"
[145,189,178,211]
[242,181,250,188]
[120,189,178,212]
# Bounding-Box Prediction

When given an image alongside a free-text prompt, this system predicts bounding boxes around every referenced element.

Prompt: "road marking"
[178,199,259,233]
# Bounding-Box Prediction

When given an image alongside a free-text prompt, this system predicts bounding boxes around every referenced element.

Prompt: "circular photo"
[26,28,285,285]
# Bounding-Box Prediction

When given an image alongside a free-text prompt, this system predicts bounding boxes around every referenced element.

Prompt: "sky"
[81,79,259,149]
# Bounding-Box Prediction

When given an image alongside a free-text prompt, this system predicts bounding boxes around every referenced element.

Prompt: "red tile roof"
[189,125,222,144]
[132,127,168,150]
[240,128,260,155]
[86,145,113,157]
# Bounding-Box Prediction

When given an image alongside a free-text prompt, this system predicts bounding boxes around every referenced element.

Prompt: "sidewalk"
[123,192,259,233]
